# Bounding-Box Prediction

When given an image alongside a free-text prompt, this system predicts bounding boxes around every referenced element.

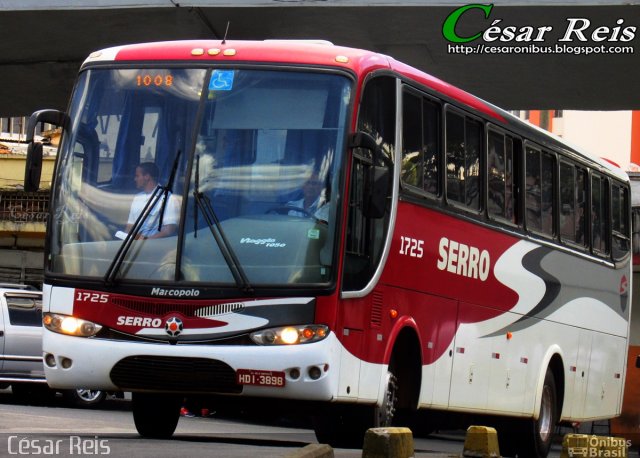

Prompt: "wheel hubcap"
[76,389,103,402]
[378,372,398,427]
[538,385,553,442]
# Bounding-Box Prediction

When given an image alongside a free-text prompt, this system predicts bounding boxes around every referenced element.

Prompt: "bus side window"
[591,174,610,255]
[401,91,423,190]
[401,91,441,196]
[611,182,630,260]
[487,130,516,224]
[525,147,555,236]
[575,168,587,246]
[446,111,482,210]
[559,161,576,243]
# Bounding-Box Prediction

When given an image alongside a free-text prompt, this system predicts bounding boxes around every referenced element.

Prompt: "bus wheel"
[375,370,399,427]
[515,369,558,458]
[132,392,182,439]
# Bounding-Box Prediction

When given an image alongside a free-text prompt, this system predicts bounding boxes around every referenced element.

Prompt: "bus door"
[568,329,593,418]
[448,300,491,410]
[420,295,457,408]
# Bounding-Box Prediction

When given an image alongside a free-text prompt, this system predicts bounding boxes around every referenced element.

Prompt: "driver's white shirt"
[127,191,180,237]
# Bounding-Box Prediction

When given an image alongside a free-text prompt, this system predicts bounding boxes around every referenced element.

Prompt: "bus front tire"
[313,368,400,448]
[132,392,182,439]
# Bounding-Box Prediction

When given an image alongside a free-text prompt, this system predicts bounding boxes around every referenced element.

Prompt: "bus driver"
[123,162,180,239]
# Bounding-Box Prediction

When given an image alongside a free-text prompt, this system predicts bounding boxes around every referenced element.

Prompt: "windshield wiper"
[193,155,254,295]
[104,185,164,286]
[156,150,180,232]
[104,152,182,286]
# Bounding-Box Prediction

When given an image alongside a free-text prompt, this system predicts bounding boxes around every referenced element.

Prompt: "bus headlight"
[250,325,329,345]
[43,313,102,337]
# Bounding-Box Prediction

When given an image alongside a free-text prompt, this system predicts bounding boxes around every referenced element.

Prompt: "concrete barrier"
[362,427,414,458]
[561,434,629,458]
[285,443,334,458]
[462,425,501,457]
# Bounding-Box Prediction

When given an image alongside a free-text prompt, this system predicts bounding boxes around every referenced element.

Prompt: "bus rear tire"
[510,369,558,458]
[132,392,182,439]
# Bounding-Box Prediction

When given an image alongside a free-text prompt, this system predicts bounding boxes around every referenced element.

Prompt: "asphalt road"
[0,391,565,457]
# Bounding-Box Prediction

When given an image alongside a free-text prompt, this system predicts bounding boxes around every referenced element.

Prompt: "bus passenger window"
[422,99,440,195]
[560,162,576,242]
[488,131,515,224]
[401,91,441,196]
[525,147,555,236]
[591,175,610,255]
[611,183,630,260]
[541,152,555,235]
[446,111,481,210]
[525,148,542,232]
[575,168,587,246]
[402,92,423,189]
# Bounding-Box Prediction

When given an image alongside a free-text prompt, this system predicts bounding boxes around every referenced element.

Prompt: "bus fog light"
[44,353,56,368]
[60,357,73,369]
[289,368,300,380]
[308,366,322,380]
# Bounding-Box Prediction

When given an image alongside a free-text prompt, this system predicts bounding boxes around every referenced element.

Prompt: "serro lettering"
[151,287,200,297]
[117,316,162,327]
[436,237,491,281]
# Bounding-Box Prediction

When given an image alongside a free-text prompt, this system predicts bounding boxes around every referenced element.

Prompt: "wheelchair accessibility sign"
[209,70,235,91]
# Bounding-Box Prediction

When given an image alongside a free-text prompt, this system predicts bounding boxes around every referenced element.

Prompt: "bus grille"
[111,298,244,317]
[109,356,242,394]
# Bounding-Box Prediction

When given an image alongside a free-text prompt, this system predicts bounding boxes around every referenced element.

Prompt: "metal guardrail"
[0,190,49,224]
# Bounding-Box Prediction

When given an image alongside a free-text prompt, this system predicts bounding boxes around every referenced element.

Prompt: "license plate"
[236,369,286,388]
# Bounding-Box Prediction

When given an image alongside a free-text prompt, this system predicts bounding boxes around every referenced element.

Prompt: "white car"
[0,283,110,407]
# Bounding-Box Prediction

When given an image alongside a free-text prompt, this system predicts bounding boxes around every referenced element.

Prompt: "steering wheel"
[266,205,314,217]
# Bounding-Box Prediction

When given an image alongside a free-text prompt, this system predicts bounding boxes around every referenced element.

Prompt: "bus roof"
[83,39,503,120]
[83,39,628,183]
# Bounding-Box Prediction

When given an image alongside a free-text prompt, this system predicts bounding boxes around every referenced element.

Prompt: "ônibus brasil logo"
[442,4,636,44]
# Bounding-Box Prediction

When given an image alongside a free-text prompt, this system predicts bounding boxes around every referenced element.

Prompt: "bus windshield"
[49,67,351,287]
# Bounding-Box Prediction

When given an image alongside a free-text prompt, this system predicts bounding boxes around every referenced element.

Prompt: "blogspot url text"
[448,43,634,55]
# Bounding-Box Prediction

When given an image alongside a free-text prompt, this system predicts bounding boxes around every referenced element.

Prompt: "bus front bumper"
[42,329,344,401]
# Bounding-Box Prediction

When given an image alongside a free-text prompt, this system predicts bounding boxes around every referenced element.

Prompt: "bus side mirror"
[364,166,390,219]
[23,109,69,192]
[24,143,43,192]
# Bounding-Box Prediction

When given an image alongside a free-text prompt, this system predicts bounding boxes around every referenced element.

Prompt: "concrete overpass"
[1,1,640,116]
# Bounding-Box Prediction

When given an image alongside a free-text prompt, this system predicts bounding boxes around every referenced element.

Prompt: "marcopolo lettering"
[436,237,491,281]
[151,287,200,297]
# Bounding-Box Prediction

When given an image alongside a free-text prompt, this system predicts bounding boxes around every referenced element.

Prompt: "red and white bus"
[24,40,631,457]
